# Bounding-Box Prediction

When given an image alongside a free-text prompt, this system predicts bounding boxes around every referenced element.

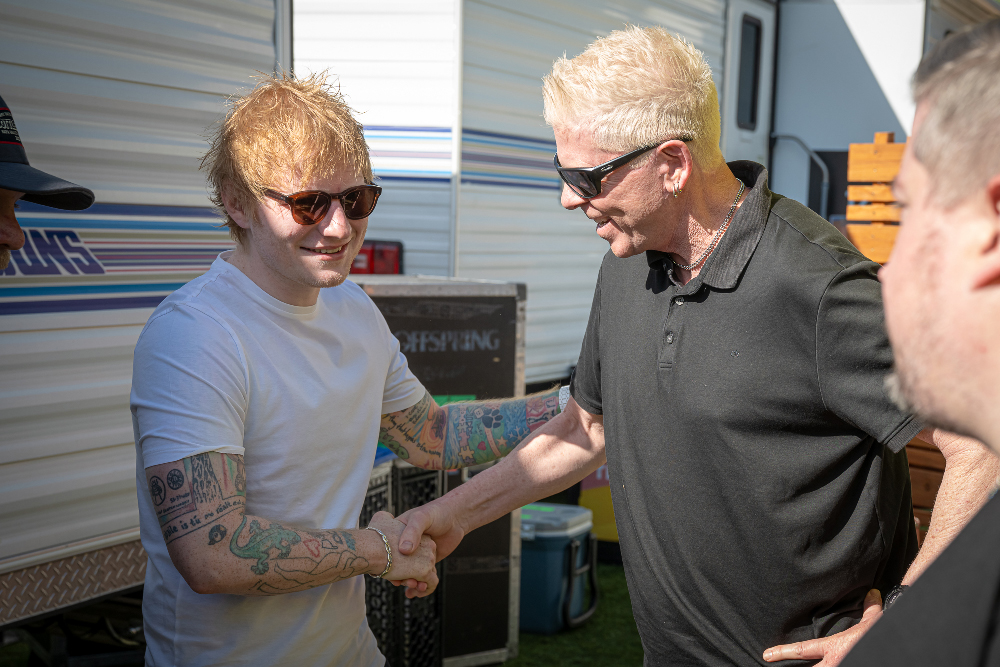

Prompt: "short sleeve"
[368,298,426,414]
[571,268,603,415]
[817,262,922,452]
[131,305,248,468]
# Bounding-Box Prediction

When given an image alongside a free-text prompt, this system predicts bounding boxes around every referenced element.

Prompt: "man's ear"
[970,173,1000,290]
[221,184,252,230]
[655,140,693,193]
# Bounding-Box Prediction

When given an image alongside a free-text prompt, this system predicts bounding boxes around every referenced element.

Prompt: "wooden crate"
[906,436,946,546]
[845,132,905,264]
[844,133,944,544]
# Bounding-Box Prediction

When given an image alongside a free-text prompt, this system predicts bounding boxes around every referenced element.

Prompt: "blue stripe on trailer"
[0,295,168,315]
[1,283,185,297]
[461,177,561,191]
[16,218,225,232]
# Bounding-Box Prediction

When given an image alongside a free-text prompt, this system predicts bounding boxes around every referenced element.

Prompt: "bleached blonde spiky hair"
[201,71,373,246]
[542,26,722,166]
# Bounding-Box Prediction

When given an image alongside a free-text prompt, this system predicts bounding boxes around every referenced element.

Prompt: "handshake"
[366,499,463,598]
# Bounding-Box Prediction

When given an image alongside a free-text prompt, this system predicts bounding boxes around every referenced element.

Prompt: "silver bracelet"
[559,385,571,412]
[366,526,392,578]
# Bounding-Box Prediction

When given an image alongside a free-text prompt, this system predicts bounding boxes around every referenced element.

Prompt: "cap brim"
[0,162,95,211]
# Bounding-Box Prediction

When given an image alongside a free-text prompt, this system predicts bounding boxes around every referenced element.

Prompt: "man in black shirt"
[397,26,997,666]
[839,19,1000,667]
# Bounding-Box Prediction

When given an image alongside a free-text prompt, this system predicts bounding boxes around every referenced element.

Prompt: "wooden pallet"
[844,132,904,264]
[906,437,945,546]
[844,132,941,543]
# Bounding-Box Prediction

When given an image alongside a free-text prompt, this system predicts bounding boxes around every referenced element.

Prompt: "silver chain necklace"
[674,181,746,271]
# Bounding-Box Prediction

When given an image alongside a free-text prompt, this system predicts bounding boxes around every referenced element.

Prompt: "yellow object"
[579,485,619,542]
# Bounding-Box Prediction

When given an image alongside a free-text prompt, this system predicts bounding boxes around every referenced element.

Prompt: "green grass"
[0,563,643,667]
[504,563,644,667]
[0,641,28,667]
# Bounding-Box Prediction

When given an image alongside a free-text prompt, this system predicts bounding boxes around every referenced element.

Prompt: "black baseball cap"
[0,94,94,211]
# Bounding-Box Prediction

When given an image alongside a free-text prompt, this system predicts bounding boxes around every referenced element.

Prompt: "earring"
[673,185,682,198]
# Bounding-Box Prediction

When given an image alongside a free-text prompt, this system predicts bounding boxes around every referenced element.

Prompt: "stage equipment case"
[354,276,527,667]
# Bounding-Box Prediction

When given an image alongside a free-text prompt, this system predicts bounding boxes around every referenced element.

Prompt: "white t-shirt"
[131,253,425,667]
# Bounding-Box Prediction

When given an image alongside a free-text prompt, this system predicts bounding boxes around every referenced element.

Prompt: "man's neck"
[660,162,746,284]
[965,376,1000,454]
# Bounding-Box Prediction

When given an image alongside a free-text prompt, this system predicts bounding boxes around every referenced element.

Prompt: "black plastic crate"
[395,466,444,667]
[363,463,396,657]
[363,462,444,667]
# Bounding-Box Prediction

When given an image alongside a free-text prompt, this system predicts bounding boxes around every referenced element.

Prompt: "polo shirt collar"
[646,161,771,290]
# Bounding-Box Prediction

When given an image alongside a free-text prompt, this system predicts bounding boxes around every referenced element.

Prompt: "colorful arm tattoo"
[147,452,369,596]
[379,388,561,470]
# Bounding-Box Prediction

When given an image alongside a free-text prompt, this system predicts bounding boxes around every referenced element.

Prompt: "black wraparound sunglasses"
[553,138,692,199]
[264,185,382,224]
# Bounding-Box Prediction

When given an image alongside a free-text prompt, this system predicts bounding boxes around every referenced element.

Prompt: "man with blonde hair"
[838,19,1000,666]
[397,26,995,665]
[131,72,561,666]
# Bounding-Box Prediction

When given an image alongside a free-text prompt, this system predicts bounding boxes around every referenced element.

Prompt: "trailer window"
[737,14,762,131]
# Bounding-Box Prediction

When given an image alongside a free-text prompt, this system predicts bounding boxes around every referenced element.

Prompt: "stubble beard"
[247,233,360,292]
[884,370,916,415]
[0,248,9,270]
[307,242,363,289]
[309,270,349,288]
[885,366,971,437]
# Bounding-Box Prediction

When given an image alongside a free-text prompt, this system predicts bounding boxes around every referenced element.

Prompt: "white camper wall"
[0,0,284,571]
[294,0,461,276]
[770,0,925,206]
[0,0,280,207]
[456,0,727,383]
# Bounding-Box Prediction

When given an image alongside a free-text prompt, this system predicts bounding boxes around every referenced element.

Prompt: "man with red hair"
[132,73,560,666]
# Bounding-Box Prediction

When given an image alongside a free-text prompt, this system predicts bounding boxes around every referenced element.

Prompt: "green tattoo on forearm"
[227,518,369,595]
[441,388,560,468]
[149,452,370,596]
[229,515,300,574]
[379,389,560,470]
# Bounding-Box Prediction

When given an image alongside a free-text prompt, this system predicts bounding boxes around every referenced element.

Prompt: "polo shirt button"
[666,333,674,344]
[675,297,684,305]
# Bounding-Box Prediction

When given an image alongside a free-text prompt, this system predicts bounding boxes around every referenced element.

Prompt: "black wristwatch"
[883,585,909,610]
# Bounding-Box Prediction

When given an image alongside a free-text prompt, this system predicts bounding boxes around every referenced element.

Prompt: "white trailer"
[769,0,999,220]
[0,0,291,629]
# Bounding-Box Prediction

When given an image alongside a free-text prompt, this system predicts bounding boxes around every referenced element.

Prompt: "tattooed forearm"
[379,393,445,463]
[378,388,561,470]
[228,519,370,595]
[441,390,559,468]
[146,451,374,596]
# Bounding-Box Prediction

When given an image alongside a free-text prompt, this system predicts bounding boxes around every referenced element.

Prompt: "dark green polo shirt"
[571,162,921,666]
